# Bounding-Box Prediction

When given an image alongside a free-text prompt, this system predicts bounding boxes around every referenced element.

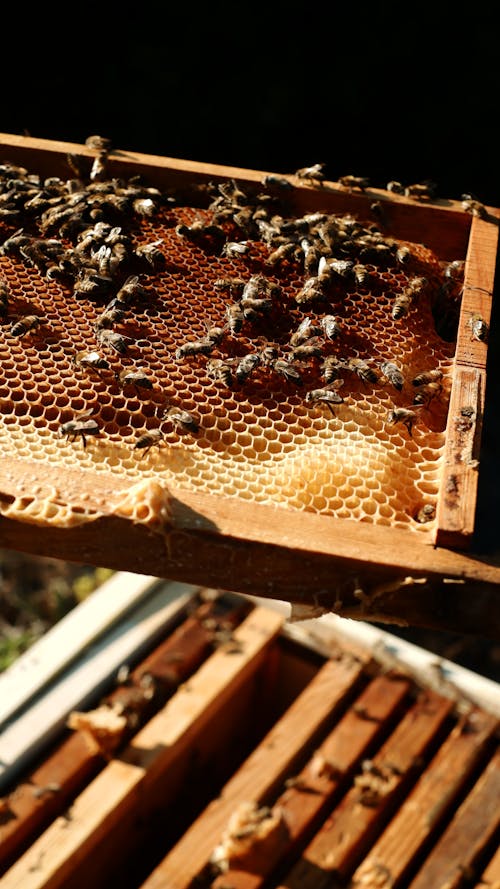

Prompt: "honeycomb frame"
[0,133,498,613]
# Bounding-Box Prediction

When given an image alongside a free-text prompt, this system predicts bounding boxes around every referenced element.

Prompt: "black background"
[1,4,499,208]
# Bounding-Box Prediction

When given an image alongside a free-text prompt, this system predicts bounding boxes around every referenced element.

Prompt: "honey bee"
[206,357,235,387]
[95,300,127,330]
[295,163,326,185]
[396,245,412,264]
[118,367,154,392]
[352,264,371,286]
[386,407,418,437]
[266,241,298,267]
[163,406,199,434]
[348,358,378,384]
[272,358,303,386]
[468,313,488,342]
[415,503,436,523]
[214,276,246,297]
[290,339,323,360]
[176,336,216,359]
[96,328,130,355]
[258,344,279,366]
[10,314,42,337]
[461,194,487,218]
[318,256,354,283]
[338,174,369,192]
[321,355,345,384]
[391,290,413,320]
[74,269,113,300]
[320,314,343,341]
[241,295,273,320]
[407,276,429,297]
[294,276,327,306]
[115,275,149,305]
[134,428,164,457]
[0,278,9,316]
[412,368,443,386]
[443,259,465,281]
[289,316,323,347]
[19,236,65,274]
[221,240,250,259]
[60,408,100,448]
[135,239,165,270]
[261,174,293,189]
[0,227,31,256]
[404,181,436,200]
[175,219,226,248]
[386,181,404,194]
[73,350,111,374]
[300,239,324,276]
[413,381,442,406]
[85,134,112,153]
[235,352,261,383]
[379,360,405,391]
[225,302,245,335]
[305,386,344,416]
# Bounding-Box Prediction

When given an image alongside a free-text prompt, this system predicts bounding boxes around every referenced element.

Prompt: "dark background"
[1,5,499,208]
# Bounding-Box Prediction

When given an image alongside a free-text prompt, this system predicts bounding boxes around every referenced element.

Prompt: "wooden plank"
[0,591,250,874]
[207,674,411,889]
[454,214,499,368]
[278,688,454,887]
[472,844,500,888]
[407,748,500,889]
[0,605,284,889]
[138,648,371,889]
[349,708,499,888]
[435,364,486,547]
[3,457,500,634]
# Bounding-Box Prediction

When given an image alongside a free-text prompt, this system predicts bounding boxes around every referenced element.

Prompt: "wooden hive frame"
[0,133,499,638]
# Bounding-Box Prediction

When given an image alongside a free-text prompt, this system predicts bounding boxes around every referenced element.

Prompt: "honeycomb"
[0,150,462,535]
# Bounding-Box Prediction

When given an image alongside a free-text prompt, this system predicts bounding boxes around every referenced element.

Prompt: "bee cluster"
[0,143,467,529]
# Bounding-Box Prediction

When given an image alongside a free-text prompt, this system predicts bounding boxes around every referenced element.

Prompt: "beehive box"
[0,133,499,633]
[1,584,499,889]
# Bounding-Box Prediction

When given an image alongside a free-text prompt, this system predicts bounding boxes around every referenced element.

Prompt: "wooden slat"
[349,707,499,888]
[472,843,500,888]
[0,605,284,889]
[208,674,411,889]
[435,364,486,547]
[0,591,250,874]
[138,648,372,889]
[3,460,500,640]
[408,749,500,889]
[434,211,499,548]
[454,214,499,369]
[278,688,454,887]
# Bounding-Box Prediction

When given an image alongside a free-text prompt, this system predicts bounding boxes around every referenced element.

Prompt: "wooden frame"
[0,134,499,637]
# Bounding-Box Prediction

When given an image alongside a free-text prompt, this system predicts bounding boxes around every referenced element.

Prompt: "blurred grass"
[0,549,114,671]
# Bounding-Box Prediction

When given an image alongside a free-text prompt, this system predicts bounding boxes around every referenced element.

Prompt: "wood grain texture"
[140,652,371,889]
[0,606,284,889]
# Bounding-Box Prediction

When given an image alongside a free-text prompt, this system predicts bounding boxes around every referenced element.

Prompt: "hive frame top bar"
[0,133,499,639]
